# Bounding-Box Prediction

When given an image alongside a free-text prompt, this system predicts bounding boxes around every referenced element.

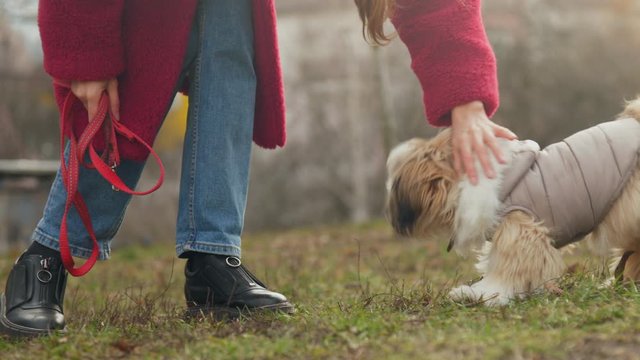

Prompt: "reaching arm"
[391,0,499,126]
[392,0,515,184]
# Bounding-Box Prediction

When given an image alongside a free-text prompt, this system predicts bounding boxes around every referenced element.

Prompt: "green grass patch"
[1,222,639,359]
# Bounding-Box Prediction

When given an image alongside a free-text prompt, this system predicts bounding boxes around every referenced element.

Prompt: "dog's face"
[386,130,459,241]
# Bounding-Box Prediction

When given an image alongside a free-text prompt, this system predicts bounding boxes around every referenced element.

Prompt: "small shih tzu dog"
[386,98,640,305]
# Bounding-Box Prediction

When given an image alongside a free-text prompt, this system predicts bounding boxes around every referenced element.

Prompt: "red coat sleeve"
[391,0,499,126]
[38,0,126,81]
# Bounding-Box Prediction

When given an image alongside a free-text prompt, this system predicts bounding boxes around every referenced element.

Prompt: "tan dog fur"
[386,98,640,305]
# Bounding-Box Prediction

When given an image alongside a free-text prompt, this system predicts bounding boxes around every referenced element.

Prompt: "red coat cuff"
[392,0,499,126]
[38,0,126,81]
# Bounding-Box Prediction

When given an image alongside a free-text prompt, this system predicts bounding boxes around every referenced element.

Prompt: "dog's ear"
[386,133,457,238]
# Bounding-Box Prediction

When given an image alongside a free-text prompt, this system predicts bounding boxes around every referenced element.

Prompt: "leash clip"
[110,164,120,192]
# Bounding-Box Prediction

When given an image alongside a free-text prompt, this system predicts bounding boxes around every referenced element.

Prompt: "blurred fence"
[0,160,57,253]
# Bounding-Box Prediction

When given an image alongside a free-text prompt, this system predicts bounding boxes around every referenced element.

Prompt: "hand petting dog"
[451,101,517,185]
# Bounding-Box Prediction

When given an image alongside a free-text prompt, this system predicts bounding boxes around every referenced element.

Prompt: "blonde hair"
[354,0,396,45]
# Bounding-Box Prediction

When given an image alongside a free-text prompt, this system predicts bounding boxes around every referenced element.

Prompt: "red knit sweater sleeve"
[391,0,499,126]
[38,0,126,81]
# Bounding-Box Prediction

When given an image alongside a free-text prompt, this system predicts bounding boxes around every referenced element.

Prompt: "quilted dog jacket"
[498,118,640,248]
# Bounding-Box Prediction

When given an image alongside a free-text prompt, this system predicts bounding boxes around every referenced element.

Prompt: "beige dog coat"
[498,118,640,248]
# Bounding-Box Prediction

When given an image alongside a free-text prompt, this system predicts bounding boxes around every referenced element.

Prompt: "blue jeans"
[31,0,256,259]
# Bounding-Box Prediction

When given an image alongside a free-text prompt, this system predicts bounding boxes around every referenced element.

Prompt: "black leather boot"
[184,254,294,319]
[0,254,67,337]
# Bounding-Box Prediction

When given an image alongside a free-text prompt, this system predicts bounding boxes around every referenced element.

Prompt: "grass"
[1,221,640,359]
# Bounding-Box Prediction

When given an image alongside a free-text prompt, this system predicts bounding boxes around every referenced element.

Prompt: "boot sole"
[0,294,66,338]
[185,301,295,321]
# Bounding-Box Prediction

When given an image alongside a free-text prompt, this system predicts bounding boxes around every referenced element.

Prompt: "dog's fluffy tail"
[622,97,640,120]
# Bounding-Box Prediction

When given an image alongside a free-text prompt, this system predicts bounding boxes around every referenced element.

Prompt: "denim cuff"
[31,228,112,261]
[176,233,242,258]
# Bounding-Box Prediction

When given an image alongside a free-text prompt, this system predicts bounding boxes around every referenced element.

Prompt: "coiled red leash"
[55,80,165,276]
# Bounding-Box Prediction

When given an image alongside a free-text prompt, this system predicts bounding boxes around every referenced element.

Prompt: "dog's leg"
[449,211,565,306]
[587,167,640,285]
[623,251,640,282]
[614,249,640,283]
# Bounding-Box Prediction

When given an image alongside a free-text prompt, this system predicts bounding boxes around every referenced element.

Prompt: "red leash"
[55,81,165,276]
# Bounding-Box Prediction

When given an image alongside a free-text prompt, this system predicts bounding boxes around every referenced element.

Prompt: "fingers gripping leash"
[54,80,165,276]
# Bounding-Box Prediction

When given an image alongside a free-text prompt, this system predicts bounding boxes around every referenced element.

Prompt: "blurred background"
[1,0,639,252]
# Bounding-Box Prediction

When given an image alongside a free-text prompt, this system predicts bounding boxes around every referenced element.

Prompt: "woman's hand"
[451,101,517,185]
[70,78,120,122]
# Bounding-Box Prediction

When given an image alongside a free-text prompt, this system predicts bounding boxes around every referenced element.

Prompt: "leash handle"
[54,81,165,276]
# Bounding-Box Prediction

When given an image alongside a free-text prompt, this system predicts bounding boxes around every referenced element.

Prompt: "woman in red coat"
[0,0,514,337]
[1,0,292,337]
[356,0,517,184]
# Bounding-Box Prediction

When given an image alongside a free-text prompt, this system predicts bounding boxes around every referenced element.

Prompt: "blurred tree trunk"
[346,37,370,223]
[0,107,22,158]
[0,193,7,252]
[373,46,397,156]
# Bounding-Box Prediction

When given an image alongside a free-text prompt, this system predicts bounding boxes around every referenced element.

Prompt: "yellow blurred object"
[38,91,55,107]
[154,95,189,151]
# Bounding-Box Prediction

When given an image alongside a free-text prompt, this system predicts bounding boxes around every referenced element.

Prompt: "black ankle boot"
[0,254,67,337]
[184,254,294,318]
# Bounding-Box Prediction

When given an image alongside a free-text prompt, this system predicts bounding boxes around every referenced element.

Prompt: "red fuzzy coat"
[392,0,499,126]
[38,0,498,161]
[38,0,284,161]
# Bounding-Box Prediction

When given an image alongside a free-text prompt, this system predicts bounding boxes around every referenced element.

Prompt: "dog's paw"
[449,279,511,306]
[448,285,478,301]
[598,277,616,289]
